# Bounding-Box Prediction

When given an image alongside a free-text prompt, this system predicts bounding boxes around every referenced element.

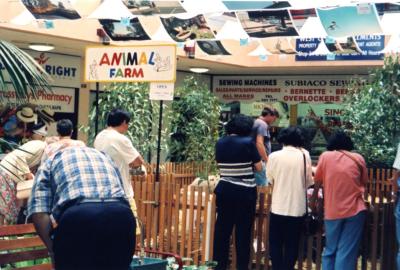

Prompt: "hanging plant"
[0,40,51,100]
[168,76,221,174]
[343,55,400,167]
[81,82,169,161]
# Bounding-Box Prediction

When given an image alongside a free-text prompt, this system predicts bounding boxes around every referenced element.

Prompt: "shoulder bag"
[302,151,321,236]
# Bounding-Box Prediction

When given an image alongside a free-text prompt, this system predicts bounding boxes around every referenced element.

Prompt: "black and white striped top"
[216,136,261,188]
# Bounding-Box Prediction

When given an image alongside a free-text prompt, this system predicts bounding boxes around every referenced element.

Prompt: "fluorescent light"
[28,43,55,52]
[189,67,209,73]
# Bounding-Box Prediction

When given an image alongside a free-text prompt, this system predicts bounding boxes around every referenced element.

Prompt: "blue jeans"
[395,197,400,270]
[322,210,366,270]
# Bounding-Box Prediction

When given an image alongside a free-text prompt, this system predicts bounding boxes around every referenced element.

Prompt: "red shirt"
[314,150,367,220]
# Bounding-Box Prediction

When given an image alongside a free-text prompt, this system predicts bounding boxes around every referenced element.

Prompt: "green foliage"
[168,76,221,170]
[81,82,168,161]
[0,40,51,100]
[343,56,400,166]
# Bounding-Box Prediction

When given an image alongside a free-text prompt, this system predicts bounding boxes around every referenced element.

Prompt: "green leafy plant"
[0,40,51,100]
[343,56,400,167]
[168,76,221,175]
[81,82,168,161]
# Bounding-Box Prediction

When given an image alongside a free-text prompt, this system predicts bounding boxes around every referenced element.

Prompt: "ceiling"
[0,26,383,76]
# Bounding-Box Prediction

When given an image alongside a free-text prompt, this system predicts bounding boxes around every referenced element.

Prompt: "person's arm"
[254,160,262,172]
[129,155,145,168]
[32,213,55,265]
[255,135,268,162]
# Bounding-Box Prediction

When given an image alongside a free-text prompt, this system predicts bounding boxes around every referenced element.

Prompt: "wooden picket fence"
[132,165,398,269]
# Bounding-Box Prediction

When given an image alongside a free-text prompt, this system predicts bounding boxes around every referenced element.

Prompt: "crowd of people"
[213,107,370,270]
[0,105,399,270]
[0,107,144,270]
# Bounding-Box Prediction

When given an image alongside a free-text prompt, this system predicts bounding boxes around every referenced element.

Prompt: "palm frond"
[0,40,52,101]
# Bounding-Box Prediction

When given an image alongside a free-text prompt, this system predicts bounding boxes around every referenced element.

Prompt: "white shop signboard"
[84,45,177,83]
[212,75,364,104]
[25,50,81,89]
[0,87,75,113]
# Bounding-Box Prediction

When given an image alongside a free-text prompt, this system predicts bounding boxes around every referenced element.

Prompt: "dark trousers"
[53,201,136,270]
[269,212,304,270]
[213,194,256,270]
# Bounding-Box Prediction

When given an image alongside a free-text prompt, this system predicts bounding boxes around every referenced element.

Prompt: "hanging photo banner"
[295,35,384,61]
[222,1,291,11]
[212,75,365,104]
[84,45,177,83]
[317,5,382,38]
[99,18,151,41]
[237,10,298,38]
[160,15,216,42]
[21,0,81,20]
[122,0,186,15]
[197,40,231,55]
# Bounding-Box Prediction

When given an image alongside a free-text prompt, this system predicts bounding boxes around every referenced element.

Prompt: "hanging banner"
[212,75,364,104]
[295,35,384,61]
[84,45,176,83]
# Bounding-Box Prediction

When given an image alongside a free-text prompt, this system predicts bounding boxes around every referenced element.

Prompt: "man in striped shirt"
[213,114,262,270]
[28,147,136,270]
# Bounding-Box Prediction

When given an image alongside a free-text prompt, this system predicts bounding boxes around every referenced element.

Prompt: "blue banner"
[295,35,384,61]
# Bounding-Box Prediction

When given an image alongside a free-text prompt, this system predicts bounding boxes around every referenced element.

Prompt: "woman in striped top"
[213,114,262,270]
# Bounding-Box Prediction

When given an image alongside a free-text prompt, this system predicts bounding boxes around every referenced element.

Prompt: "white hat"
[33,124,48,137]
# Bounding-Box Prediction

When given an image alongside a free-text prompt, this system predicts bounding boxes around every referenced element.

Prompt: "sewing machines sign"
[84,45,177,83]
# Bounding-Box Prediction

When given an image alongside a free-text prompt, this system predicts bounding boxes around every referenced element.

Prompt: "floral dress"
[0,168,19,224]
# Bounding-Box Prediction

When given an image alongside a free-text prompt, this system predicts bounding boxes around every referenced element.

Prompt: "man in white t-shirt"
[94,109,144,212]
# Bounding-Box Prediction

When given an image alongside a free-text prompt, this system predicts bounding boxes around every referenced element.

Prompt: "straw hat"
[37,108,55,124]
[16,107,37,123]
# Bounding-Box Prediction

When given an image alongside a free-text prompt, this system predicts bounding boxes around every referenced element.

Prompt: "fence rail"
[133,165,397,269]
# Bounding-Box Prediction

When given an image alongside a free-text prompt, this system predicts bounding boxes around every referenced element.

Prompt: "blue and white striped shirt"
[28,147,127,222]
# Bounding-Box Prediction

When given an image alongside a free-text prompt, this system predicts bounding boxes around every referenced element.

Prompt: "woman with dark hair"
[266,126,313,270]
[213,114,262,270]
[311,131,368,270]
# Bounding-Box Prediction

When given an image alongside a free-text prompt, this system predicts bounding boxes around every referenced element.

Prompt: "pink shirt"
[314,150,368,220]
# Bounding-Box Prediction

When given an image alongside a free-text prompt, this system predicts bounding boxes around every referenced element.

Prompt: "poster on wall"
[240,101,290,127]
[84,45,177,82]
[297,103,345,157]
[295,35,384,61]
[212,75,361,104]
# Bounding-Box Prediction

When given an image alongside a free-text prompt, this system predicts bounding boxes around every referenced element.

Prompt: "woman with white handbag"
[0,123,47,224]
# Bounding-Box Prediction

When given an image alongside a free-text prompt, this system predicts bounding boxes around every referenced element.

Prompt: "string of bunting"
[4,0,400,59]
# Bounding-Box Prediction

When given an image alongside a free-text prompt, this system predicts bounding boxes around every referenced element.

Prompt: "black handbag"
[302,151,321,236]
